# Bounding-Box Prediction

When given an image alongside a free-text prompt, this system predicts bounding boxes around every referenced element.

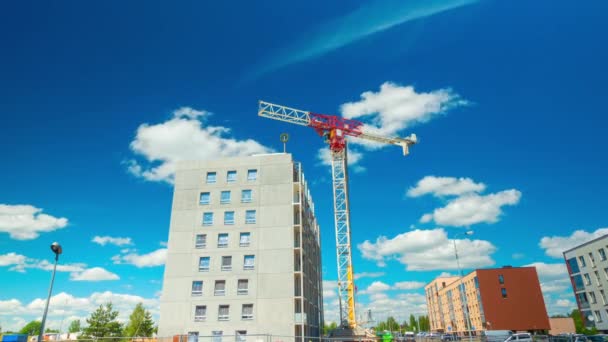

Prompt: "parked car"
[441,333,461,341]
[588,335,608,342]
[504,333,532,342]
[427,333,442,339]
[482,330,513,342]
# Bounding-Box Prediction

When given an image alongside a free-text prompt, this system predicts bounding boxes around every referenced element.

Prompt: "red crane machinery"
[258,100,417,330]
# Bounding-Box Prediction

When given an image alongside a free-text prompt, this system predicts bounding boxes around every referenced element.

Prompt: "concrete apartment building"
[564,234,608,332]
[158,153,324,340]
[425,267,549,334]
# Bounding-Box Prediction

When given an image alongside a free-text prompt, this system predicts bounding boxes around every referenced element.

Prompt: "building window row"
[578,248,608,269]
[206,169,258,184]
[198,255,255,272]
[191,279,250,296]
[202,210,256,225]
[194,304,254,321]
[200,189,254,205]
[195,232,252,249]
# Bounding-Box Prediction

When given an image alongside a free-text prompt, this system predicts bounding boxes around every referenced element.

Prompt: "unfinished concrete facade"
[158,154,323,340]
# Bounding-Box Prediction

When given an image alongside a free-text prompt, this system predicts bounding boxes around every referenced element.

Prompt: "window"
[227,170,237,183]
[585,273,592,286]
[605,267,608,280]
[192,281,203,296]
[574,275,586,291]
[240,232,251,247]
[247,169,257,181]
[568,257,581,274]
[200,192,210,205]
[498,275,504,284]
[207,172,217,184]
[244,255,255,270]
[220,191,231,204]
[199,257,210,272]
[195,234,207,248]
[241,189,252,203]
[600,248,607,261]
[237,279,249,295]
[222,256,232,271]
[245,210,256,224]
[224,211,235,225]
[212,331,223,342]
[218,233,229,248]
[580,256,587,268]
[215,280,226,296]
[241,304,254,320]
[188,332,199,342]
[590,291,598,304]
[595,310,603,323]
[501,288,507,298]
[595,270,601,285]
[590,253,597,267]
[194,305,206,321]
[218,305,230,321]
[203,212,213,226]
[601,290,607,305]
[235,331,247,342]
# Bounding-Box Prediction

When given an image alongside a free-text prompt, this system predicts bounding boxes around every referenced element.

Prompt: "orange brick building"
[425,266,550,335]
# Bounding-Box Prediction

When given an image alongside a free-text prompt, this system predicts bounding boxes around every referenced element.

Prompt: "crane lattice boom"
[258,100,417,329]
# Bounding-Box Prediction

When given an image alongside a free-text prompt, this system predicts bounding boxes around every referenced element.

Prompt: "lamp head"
[50,242,62,255]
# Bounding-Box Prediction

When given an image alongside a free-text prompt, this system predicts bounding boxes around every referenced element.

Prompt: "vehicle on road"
[481,330,513,342]
[427,333,442,339]
[588,335,608,342]
[504,333,532,342]
[441,333,461,341]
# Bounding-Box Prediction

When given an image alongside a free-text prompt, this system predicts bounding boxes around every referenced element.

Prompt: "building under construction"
[158,154,324,340]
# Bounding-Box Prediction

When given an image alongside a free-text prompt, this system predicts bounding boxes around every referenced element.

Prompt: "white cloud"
[540,228,608,258]
[407,176,485,197]
[322,280,338,300]
[420,189,521,226]
[114,248,167,267]
[0,291,159,332]
[393,281,425,290]
[526,262,568,281]
[0,252,118,282]
[92,235,133,247]
[317,147,365,171]
[354,272,385,280]
[128,107,273,183]
[0,204,68,240]
[361,281,391,294]
[342,82,467,142]
[358,228,496,270]
[70,267,120,281]
[250,0,479,78]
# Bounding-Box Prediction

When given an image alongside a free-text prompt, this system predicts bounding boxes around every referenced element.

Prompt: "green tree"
[409,315,418,331]
[123,303,155,337]
[401,321,410,331]
[386,317,400,332]
[419,315,430,332]
[82,303,123,340]
[323,322,338,336]
[19,321,42,335]
[68,320,81,333]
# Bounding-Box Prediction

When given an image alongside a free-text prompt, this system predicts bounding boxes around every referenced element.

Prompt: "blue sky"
[1,0,607,331]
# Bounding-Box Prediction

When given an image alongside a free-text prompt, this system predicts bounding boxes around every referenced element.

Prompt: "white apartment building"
[158,153,324,341]
[564,234,608,332]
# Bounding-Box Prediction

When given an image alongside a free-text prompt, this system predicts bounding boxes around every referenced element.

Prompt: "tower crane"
[258,100,417,330]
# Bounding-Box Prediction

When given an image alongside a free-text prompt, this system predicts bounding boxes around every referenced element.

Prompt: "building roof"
[562,234,608,255]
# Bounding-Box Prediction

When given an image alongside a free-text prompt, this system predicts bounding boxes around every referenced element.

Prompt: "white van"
[482,330,513,342]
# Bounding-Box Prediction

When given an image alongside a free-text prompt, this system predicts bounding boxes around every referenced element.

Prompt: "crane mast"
[258,100,417,329]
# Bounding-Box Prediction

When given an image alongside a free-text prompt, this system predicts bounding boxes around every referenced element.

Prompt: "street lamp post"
[38,242,62,342]
[453,231,474,342]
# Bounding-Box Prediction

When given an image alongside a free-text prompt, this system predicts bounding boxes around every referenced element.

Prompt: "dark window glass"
[501,288,507,298]
[498,275,504,284]
[568,257,581,273]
